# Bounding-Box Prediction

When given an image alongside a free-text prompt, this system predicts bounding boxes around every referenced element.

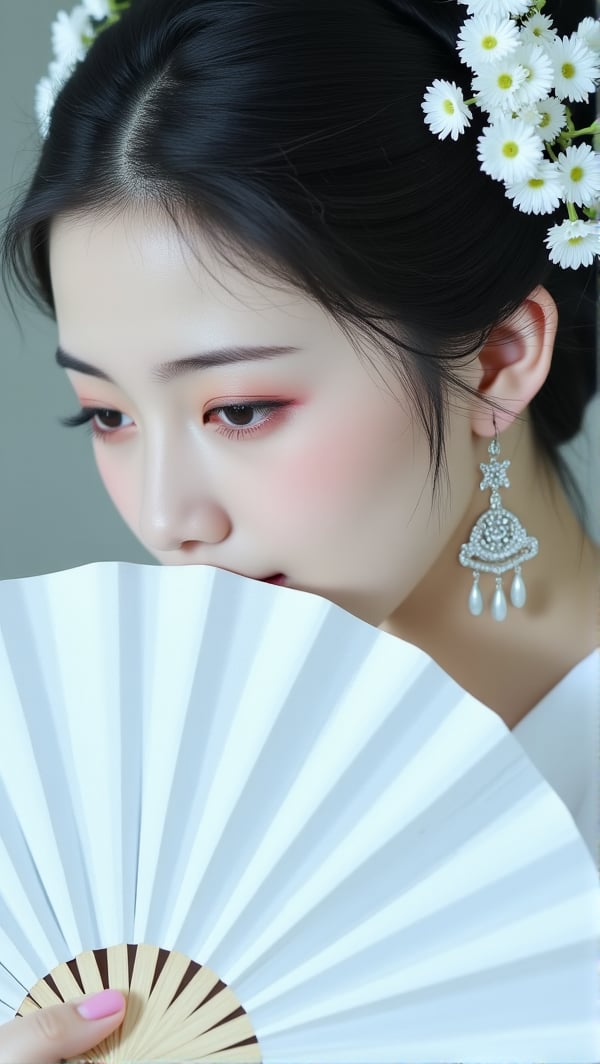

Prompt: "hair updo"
[1,0,596,517]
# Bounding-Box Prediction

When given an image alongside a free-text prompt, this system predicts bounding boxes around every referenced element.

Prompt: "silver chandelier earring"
[459,415,539,622]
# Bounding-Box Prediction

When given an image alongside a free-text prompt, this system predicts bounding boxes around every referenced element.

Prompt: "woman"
[0,0,598,1059]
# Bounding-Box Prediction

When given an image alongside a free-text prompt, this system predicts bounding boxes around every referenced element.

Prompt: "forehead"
[48,209,346,366]
[47,210,407,413]
[49,209,295,315]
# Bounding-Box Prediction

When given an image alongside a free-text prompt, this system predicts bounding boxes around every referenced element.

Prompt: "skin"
[0,993,126,1063]
[3,206,597,1062]
[46,208,599,728]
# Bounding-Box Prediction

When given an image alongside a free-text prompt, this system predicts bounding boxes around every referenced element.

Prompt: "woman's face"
[49,210,477,627]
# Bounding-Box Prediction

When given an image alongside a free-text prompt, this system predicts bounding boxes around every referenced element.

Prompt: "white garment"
[512,648,599,866]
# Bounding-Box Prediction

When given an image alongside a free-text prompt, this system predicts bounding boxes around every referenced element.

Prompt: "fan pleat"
[252,941,595,1058]
[0,560,598,1062]
[152,607,377,951]
[228,842,589,1014]
[0,582,99,952]
[200,738,563,992]
[182,662,464,965]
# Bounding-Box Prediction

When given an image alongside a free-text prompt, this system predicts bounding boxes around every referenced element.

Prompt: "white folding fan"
[0,559,598,1063]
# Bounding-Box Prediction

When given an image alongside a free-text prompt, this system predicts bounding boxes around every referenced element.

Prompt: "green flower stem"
[566,201,579,223]
[82,16,119,43]
[84,2,130,44]
[464,98,476,107]
[559,123,600,140]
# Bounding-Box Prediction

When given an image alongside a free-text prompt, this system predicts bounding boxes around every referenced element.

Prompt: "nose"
[142,501,232,553]
[137,440,232,552]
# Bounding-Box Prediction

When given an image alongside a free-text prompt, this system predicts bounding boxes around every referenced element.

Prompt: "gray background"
[1,0,598,582]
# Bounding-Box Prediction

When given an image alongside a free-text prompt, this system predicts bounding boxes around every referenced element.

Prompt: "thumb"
[0,989,126,1064]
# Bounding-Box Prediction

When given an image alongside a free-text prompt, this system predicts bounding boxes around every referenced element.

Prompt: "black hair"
[1,0,597,520]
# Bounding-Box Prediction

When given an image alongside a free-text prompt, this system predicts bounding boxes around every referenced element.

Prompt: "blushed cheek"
[265,420,406,525]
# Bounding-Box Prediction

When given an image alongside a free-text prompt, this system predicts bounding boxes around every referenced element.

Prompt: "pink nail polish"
[75,989,125,1020]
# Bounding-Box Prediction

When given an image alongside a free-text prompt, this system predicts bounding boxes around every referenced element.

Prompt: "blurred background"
[0,0,598,580]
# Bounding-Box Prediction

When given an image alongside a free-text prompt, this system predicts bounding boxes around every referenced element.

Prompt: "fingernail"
[75,989,125,1020]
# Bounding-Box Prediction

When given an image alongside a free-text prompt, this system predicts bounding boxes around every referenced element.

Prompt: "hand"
[0,988,126,1064]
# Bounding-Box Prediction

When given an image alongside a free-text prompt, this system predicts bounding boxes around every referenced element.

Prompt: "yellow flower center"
[502,140,519,158]
[443,99,456,115]
[498,74,513,90]
[528,178,545,188]
[568,235,584,246]
[561,62,576,80]
[539,112,551,128]
[570,166,584,183]
[482,35,498,50]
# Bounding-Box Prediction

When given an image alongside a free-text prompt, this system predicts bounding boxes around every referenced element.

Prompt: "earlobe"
[471,285,559,438]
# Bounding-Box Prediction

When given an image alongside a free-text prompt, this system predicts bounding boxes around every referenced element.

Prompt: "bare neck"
[381,420,600,728]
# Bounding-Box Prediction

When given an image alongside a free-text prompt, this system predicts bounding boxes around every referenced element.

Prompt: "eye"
[204,401,291,438]
[210,404,264,426]
[58,400,292,444]
[58,407,133,444]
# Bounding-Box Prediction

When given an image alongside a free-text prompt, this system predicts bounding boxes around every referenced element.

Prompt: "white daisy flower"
[47,54,76,90]
[34,76,56,140]
[472,59,528,114]
[517,104,543,128]
[34,58,72,139]
[505,160,564,214]
[532,96,568,143]
[551,34,600,103]
[477,116,544,183]
[421,79,472,141]
[556,144,600,208]
[545,218,600,268]
[50,6,93,67]
[519,12,557,48]
[577,17,600,53]
[511,43,555,107]
[457,0,531,18]
[457,15,521,71]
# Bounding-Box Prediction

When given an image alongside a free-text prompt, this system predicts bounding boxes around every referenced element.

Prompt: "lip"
[218,566,286,585]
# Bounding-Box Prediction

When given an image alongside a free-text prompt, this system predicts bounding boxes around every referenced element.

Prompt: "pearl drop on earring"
[468,573,484,616]
[510,566,527,608]
[491,577,507,622]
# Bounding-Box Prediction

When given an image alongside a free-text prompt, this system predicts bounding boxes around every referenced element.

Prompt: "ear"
[470,285,558,438]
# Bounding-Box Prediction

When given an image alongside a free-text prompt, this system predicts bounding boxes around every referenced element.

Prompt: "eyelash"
[59,402,290,444]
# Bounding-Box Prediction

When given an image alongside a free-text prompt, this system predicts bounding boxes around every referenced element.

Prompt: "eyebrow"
[55,344,302,384]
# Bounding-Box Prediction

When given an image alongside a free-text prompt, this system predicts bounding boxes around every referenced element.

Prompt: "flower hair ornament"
[422,0,600,269]
[37,1,599,269]
[35,0,131,141]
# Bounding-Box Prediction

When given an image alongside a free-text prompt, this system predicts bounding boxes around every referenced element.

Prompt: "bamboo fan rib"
[0,560,598,1062]
[17,944,260,1062]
